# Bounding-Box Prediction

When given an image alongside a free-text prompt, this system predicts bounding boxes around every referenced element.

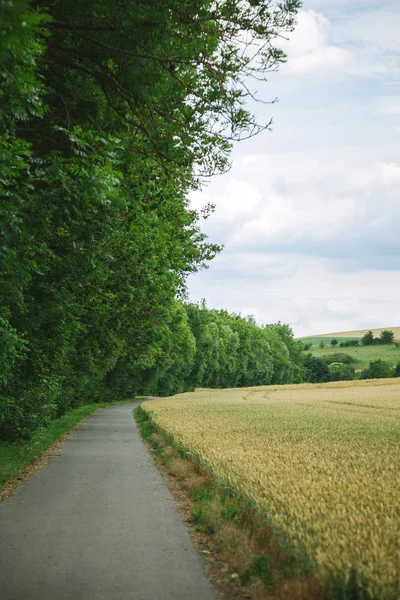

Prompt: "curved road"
[0,402,216,600]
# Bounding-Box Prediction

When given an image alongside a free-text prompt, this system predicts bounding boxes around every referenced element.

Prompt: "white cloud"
[379,98,400,115]
[199,152,400,261]
[189,259,400,337]
[190,179,261,225]
[188,1,400,336]
[279,10,352,74]
[190,150,400,334]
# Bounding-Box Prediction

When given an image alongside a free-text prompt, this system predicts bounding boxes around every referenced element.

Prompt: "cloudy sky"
[188,0,400,337]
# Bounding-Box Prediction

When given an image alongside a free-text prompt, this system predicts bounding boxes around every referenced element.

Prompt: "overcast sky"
[188,0,400,337]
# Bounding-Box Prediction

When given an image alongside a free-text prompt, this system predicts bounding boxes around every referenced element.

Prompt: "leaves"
[1,0,300,439]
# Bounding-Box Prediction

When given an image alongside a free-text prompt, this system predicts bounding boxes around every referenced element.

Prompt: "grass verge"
[135,405,325,600]
[0,399,142,499]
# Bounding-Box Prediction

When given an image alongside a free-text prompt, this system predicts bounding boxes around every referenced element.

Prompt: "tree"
[304,355,330,383]
[184,303,304,389]
[319,353,355,366]
[361,331,374,346]
[328,363,355,382]
[331,339,338,347]
[379,330,395,345]
[360,359,394,380]
[1,0,301,438]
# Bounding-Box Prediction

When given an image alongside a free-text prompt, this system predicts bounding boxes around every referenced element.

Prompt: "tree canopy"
[1,0,301,439]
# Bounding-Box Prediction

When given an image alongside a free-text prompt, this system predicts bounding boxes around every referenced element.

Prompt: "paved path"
[0,402,216,600]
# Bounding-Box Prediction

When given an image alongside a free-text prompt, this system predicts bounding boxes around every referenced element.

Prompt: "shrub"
[328,362,355,381]
[319,341,325,349]
[304,354,330,383]
[331,339,338,347]
[394,362,400,377]
[360,359,394,380]
[320,353,356,365]
[361,331,374,346]
[339,339,359,347]
[379,330,395,345]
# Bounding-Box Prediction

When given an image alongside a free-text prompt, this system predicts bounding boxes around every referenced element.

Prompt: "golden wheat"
[300,326,400,339]
[142,379,400,598]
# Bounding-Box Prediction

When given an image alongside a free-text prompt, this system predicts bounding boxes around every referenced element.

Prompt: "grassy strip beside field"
[141,382,400,600]
[300,336,359,346]
[0,399,140,495]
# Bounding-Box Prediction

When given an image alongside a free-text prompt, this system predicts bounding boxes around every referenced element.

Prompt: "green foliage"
[360,359,394,380]
[320,353,356,365]
[339,340,359,347]
[305,340,400,374]
[303,355,330,383]
[300,336,357,346]
[328,363,355,382]
[241,555,276,585]
[379,330,394,345]
[1,0,300,439]
[185,304,305,388]
[331,339,338,347]
[394,362,400,377]
[361,331,375,346]
[327,568,375,600]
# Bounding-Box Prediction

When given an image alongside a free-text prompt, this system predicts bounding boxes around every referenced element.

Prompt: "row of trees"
[329,339,359,348]
[329,330,396,348]
[185,305,304,390]
[361,330,395,346]
[1,1,301,439]
[307,330,396,351]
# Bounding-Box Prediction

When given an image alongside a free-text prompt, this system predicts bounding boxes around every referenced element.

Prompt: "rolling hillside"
[298,327,400,370]
[299,326,400,340]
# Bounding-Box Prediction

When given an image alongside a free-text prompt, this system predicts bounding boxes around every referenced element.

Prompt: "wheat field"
[299,326,400,339]
[142,380,400,599]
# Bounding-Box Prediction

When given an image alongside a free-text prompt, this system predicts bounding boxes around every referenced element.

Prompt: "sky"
[188,0,400,337]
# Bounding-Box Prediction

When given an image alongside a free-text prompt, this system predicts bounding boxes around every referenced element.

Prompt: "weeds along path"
[0,402,216,600]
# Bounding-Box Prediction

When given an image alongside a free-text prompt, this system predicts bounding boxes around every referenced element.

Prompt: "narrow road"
[0,402,216,600]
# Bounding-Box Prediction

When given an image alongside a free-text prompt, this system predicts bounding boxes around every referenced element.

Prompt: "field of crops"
[299,326,400,340]
[142,380,400,599]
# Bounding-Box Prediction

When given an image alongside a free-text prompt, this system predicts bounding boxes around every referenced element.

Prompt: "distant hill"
[298,326,400,340]
[297,327,400,370]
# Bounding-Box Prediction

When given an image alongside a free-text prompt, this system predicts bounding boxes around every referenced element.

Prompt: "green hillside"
[304,340,400,370]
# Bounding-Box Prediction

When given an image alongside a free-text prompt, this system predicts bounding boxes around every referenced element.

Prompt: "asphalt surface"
[0,401,216,600]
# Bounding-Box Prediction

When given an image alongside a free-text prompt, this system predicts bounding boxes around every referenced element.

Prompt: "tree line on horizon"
[304,329,396,351]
